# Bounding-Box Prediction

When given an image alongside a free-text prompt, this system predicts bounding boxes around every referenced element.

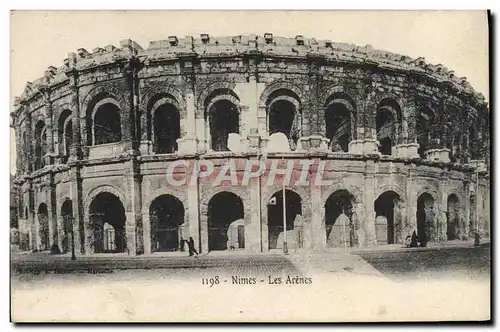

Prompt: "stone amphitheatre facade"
[11,34,490,255]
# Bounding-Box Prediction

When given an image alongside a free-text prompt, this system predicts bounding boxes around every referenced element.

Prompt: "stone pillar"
[46,185,56,249]
[125,160,141,255]
[361,97,380,154]
[25,112,33,173]
[246,161,262,253]
[406,164,418,235]
[395,96,420,158]
[463,181,471,240]
[47,210,55,249]
[28,188,36,250]
[363,159,377,246]
[125,212,136,255]
[41,89,55,166]
[138,100,152,155]
[56,212,64,253]
[186,166,201,252]
[177,87,198,154]
[14,123,22,175]
[67,72,82,161]
[310,184,325,250]
[349,94,366,153]
[142,214,151,255]
[69,165,83,254]
[257,106,267,139]
[394,200,406,244]
[34,200,42,251]
[200,193,209,253]
[121,65,135,153]
[438,182,448,242]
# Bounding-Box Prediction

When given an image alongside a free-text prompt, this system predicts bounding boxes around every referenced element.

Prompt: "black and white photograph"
[9,10,491,322]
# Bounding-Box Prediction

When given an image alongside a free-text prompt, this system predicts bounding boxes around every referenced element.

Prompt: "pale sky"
[9,10,490,174]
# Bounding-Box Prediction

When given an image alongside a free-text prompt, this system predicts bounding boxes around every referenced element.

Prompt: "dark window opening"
[58,110,73,160]
[376,108,396,156]
[153,104,180,154]
[34,122,47,170]
[325,102,351,152]
[417,107,434,159]
[93,104,122,145]
[269,101,295,138]
[209,100,239,152]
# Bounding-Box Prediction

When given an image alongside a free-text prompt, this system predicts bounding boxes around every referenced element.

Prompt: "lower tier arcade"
[14,153,490,255]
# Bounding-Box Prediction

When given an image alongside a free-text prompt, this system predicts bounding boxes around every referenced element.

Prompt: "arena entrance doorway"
[267,190,303,250]
[208,192,244,251]
[149,195,185,252]
[417,193,435,245]
[374,191,401,245]
[89,192,126,253]
[37,203,49,251]
[324,190,355,248]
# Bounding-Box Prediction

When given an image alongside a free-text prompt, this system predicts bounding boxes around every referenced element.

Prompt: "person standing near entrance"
[187,237,198,257]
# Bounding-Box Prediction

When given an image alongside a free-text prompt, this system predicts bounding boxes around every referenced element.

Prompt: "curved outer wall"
[11,34,490,254]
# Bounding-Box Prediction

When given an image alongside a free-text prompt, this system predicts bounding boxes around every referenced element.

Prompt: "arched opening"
[324,95,354,152]
[268,91,301,150]
[61,199,73,253]
[417,105,435,158]
[34,121,47,169]
[58,109,73,159]
[267,190,303,250]
[89,192,126,253]
[374,191,402,245]
[153,104,180,154]
[64,120,73,158]
[269,100,297,140]
[37,203,49,250]
[208,100,239,151]
[416,193,435,245]
[149,195,185,252]
[376,99,401,156]
[92,103,122,145]
[325,190,356,248]
[446,194,460,241]
[208,192,244,251]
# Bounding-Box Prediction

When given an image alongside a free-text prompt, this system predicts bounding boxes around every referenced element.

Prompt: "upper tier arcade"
[11,34,490,177]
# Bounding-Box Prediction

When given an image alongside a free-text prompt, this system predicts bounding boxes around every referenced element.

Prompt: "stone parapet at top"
[14,34,486,107]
